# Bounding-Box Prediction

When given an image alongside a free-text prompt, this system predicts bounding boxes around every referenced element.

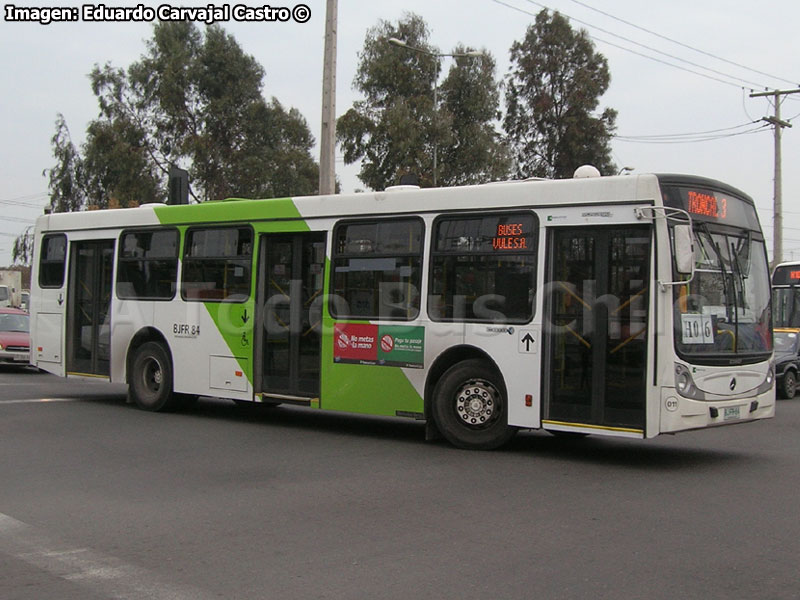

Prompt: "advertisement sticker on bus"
[334,323,424,368]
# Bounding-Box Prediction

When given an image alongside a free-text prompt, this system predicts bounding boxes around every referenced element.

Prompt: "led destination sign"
[492,223,528,250]
[687,190,727,220]
[662,183,760,230]
[772,265,800,286]
[435,213,535,254]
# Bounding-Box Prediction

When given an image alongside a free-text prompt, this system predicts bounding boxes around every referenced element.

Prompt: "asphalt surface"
[1,365,799,599]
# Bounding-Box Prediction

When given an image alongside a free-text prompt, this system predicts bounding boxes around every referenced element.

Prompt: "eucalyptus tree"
[504,9,617,178]
[338,13,508,190]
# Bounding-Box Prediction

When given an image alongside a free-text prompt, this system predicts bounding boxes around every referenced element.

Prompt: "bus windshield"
[673,226,772,361]
[772,263,800,327]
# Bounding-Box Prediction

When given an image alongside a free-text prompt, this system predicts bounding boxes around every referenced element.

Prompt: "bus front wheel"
[432,359,517,450]
[130,342,176,411]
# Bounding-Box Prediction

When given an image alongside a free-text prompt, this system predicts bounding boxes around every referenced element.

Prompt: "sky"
[1,0,798,268]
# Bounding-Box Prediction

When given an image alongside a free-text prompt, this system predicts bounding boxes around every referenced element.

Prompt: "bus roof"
[33,172,735,232]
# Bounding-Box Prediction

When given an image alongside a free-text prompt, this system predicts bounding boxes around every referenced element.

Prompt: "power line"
[592,36,750,90]
[0,193,49,209]
[615,123,770,144]
[757,207,800,217]
[617,121,759,139]
[1,216,36,225]
[492,0,773,90]
[519,0,774,89]
[565,0,799,88]
[0,191,48,202]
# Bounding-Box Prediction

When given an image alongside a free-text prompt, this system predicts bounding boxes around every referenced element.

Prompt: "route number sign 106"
[681,314,714,344]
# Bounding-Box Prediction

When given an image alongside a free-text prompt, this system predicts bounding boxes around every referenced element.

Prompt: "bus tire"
[130,342,176,412]
[432,359,516,450]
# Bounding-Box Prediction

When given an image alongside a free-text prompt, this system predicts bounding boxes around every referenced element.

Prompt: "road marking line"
[0,512,217,599]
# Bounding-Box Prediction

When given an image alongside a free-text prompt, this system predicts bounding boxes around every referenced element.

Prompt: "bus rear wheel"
[130,342,177,411]
[432,359,516,450]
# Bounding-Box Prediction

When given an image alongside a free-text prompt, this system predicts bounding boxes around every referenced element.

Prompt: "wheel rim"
[787,374,796,397]
[454,378,501,429]
[142,357,163,394]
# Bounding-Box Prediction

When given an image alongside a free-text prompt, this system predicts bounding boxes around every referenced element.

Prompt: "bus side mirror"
[673,225,694,275]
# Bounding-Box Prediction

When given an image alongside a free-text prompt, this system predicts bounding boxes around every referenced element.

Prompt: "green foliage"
[504,10,617,179]
[338,14,508,190]
[12,227,34,265]
[438,48,510,185]
[82,114,162,207]
[42,114,85,212]
[46,21,318,212]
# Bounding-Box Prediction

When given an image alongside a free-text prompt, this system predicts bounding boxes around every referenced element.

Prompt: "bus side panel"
[151,298,255,400]
[464,325,542,429]
[110,298,154,383]
[30,230,68,378]
[320,315,426,416]
[33,312,63,371]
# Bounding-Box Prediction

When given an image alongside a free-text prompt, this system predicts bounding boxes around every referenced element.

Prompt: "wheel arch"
[424,345,504,424]
[125,327,172,384]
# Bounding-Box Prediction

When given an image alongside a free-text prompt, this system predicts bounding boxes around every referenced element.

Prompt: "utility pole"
[319,0,337,196]
[750,88,800,267]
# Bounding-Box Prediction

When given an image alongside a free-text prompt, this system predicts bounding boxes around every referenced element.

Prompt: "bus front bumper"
[659,387,776,434]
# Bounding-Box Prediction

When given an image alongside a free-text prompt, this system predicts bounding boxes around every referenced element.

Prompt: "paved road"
[1,365,798,599]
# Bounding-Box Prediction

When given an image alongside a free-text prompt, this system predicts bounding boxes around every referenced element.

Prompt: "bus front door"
[544,226,651,434]
[66,239,114,377]
[256,232,326,400]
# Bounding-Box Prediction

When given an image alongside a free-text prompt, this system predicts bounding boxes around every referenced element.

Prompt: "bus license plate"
[723,406,741,421]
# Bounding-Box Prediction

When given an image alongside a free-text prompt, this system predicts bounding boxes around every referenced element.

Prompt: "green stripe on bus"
[153,197,304,224]
[152,201,310,386]
[320,315,424,416]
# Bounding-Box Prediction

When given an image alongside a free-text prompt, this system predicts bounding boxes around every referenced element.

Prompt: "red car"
[0,307,30,365]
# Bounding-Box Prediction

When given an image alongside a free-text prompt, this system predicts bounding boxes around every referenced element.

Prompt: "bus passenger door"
[543,226,651,434]
[66,239,115,377]
[255,232,326,399]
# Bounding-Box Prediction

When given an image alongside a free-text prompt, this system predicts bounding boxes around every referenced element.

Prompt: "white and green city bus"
[30,171,775,449]
[772,261,800,328]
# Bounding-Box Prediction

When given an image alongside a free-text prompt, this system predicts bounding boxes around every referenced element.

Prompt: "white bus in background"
[29,170,775,449]
[772,261,800,328]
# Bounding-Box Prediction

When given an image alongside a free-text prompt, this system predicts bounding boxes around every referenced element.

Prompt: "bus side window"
[117,229,179,300]
[39,233,68,288]
[181,226,253,303]
[330,218,423,320]
[429,213,537,323]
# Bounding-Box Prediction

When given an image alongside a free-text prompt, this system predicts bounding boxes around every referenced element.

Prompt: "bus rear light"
[235,370,243,377]
[525,394,532,407]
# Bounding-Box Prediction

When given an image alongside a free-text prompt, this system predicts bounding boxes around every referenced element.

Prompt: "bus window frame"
[116,227,180,302]
[38,232,68,289]
[180,224,254,304]
[428,210,538,325]
[329,216,425,321]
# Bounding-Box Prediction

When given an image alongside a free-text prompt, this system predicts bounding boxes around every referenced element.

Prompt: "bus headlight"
[756,365,775,394]
[674,363,705,400]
